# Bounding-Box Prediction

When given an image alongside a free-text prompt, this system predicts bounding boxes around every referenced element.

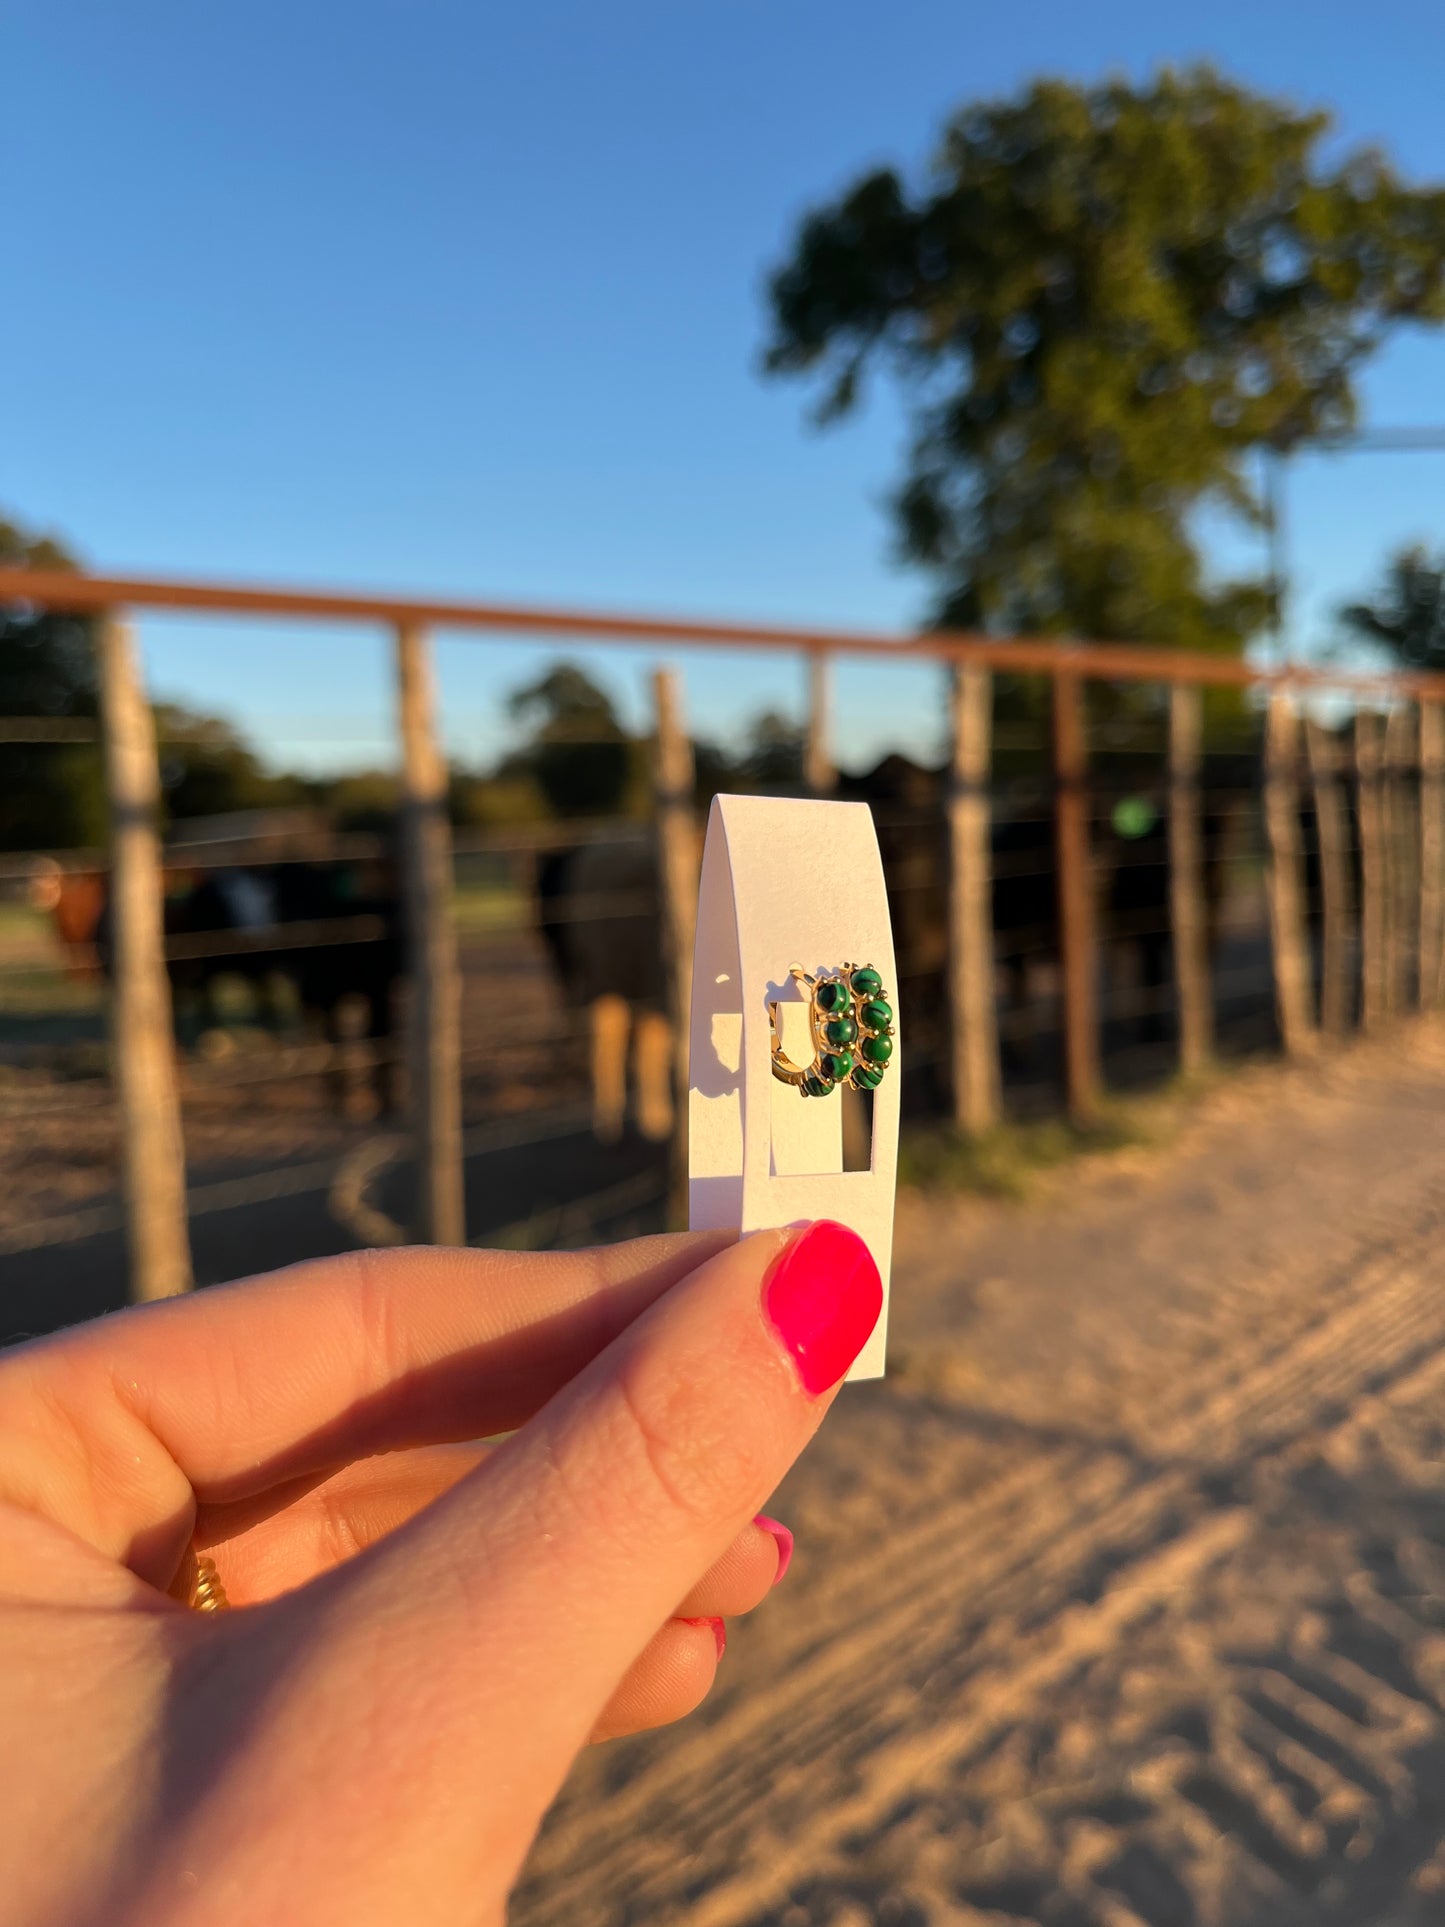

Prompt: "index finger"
[0,1232,728,1584]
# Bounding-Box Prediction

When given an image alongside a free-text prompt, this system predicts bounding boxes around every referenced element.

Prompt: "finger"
[588,1617,726,1744]
[202,1450,786,1618]
[256,1221,880,1908]
[196,1444,490,1605]
[675,1516,791,1618]
[0,1232,728,1584]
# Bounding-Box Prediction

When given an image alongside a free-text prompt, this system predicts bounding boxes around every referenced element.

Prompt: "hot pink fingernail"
[763,1221,882,1395]
[683,1615,727,1659]
[754,1514,794,1585]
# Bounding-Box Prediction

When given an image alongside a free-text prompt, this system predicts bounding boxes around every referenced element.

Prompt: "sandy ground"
[514,1021,1445,1927]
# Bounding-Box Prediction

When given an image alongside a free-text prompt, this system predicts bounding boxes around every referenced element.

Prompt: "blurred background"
[8,4,1445,1922]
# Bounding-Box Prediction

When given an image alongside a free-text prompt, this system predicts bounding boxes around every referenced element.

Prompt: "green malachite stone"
[821,1050,854,1081]
[850,966,883,997]
[824,1014,858,1047]
[814,978,850,1014]
[859,998,892,1033]
[851,1065,884,1091]
[860,1032,894,1066]
[802,1071,833,1097]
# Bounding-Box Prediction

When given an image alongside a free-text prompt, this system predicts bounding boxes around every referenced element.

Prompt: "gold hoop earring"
[769,963,895,1097]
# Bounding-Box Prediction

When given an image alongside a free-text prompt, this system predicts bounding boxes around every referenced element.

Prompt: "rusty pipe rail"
[5,566,1445,701]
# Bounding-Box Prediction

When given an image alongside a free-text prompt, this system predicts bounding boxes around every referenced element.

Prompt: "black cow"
[55,854,406,1114]
[842,752,1246,1084]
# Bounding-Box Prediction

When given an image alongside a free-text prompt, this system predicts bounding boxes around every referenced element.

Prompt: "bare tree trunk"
[96,611,192,1300]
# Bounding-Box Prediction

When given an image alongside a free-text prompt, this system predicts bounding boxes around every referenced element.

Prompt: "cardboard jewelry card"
[687,793,898,1380]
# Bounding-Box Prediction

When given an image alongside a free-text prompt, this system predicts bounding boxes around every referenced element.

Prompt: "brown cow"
[535,832,675,1143]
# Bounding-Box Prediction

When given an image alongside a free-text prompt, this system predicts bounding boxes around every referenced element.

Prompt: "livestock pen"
[3,564,1445,1321]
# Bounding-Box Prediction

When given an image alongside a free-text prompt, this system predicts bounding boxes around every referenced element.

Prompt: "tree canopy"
[504,663,637,818]
[1340,545,1445,672]
[1,513,309,849]
[0,516,106,849]
[765,66,1445,652]
[153,704,310,822]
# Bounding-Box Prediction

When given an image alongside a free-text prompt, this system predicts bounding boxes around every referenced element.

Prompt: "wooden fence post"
[1052,670,1100,1123]
[1420,700,1445,1010]
[1304,718,1354,1039]
[652,668,699,1209]
[1356,710,1389,1033]
[946,664,999,1133]
[1263,690,1316,1056]
[395,620,464,1246]
[804,651,835,797]
[95,611,192,1301]
[1168,683,1212,1074]
[1385,708,1417,1015]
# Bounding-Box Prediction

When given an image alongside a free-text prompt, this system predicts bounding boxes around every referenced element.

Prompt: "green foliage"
[504,663,635,818]
[314,768,400,832]
[765,66,1445,650]
[692,711,807,806]
[3,513,323,847]
[738,710,805,790]
[448,768,550,828]
[499,663,818,821]
[690,739,735,810]
[898,1112,1148,1199]
[153,704,310,822]
[0,515,106,849]
[1339,544,1445,670]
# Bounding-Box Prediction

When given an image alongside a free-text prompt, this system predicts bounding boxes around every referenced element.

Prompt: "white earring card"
[688,793,898,1380]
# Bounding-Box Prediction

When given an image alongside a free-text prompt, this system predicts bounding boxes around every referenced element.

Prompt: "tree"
[447,765,550,829]
[2,513,318,847]
[0,515,106,849]
[765,67,1445,654]
[739,710,805,790]
[1339,544,1445,671]
[153,704,310,822]
[504,663,639,818]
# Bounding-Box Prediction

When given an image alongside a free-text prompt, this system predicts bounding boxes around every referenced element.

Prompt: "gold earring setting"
[769,963,895,1096]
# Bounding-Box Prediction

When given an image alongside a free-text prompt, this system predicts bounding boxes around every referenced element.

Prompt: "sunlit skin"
[190,1440,785,1740]
[0,1224,879,1927]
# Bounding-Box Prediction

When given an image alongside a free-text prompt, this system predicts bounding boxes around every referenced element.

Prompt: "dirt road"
[515,1022,1445,1927]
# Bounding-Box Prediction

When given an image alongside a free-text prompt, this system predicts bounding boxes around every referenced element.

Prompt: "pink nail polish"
[754,1514,794,1585]
[762,1221,882,1395]
[683,1615,727,1659]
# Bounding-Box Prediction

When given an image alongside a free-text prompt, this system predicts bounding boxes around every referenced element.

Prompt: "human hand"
[0,1221,880,1925]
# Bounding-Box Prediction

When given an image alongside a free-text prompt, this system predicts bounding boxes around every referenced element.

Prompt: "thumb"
[287,1220,880,1900]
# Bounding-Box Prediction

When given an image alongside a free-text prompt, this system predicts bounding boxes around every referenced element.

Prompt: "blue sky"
[8,0,1445,772]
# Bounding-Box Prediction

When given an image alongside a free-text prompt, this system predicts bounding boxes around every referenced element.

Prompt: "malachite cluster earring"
[769,963,895,1097]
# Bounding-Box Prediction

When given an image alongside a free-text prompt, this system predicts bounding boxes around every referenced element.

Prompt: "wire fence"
[2,565,1443,1325]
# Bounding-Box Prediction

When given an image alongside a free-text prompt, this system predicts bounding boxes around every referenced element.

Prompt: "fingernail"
[763,1221,882,1396]
[683,1615,727,1659]
[754,1514,794,1586]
